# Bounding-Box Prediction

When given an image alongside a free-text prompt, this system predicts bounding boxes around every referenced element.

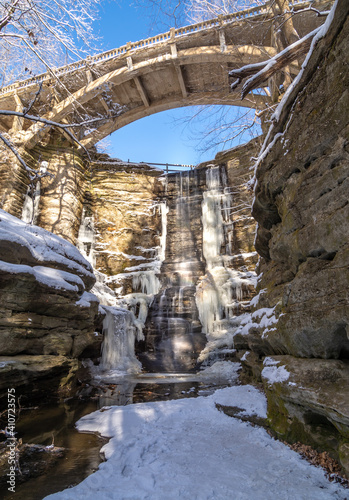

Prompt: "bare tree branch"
[0,0,102,87]
[230,26,321,99]
[0,131,34,174]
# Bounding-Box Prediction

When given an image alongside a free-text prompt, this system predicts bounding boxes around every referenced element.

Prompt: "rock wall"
[33,144,88,244]
[0,132,260,377]
[242,0,349,475]
[82,157,163,293]
[0,210,101,400]
[0,140,88,244]
[251,1,349,359]
[0,145,29,219]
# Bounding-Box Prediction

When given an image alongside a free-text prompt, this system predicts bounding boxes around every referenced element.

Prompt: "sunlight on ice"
[196,165,256,363]
[100,306,143,374]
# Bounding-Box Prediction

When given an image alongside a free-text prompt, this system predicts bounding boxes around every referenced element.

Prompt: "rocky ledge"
[0,209,102,399]
[260,356,349,476]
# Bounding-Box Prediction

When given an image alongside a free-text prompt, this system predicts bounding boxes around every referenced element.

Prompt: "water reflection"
[1,370,236,500]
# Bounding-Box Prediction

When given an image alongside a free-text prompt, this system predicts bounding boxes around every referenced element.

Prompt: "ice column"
[22,182,41,225]
[201,166,224,269]
[100,306,142,374]
[197,167,246,337]
[158,201,168,263]
[76,208,96,267]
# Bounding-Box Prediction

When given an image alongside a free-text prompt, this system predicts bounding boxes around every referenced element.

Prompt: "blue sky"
[92,1,260,165]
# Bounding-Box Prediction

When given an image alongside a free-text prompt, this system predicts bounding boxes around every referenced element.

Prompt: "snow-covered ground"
[45,381,348,500]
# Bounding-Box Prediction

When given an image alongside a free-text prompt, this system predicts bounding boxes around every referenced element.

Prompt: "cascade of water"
[100,306,142,373]
[139,169,207,372]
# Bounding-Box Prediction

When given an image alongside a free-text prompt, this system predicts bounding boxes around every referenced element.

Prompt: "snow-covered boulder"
[0,209,101,361]
[0,209,95,290]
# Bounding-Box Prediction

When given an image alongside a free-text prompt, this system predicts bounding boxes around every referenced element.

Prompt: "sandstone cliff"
[0,210,101,399]
[240,0,349,475]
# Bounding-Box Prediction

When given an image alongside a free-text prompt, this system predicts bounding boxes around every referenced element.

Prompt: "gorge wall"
[0,0,348,476]
[0,136,259,388]
[239,0,349,475]
[79,142,259,372]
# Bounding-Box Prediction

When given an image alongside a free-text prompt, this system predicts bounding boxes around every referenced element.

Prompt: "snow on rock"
[240,350,250,361]
[232,299,282,341]
[90,271,118,307]
[76,292,100,308]
[198,360,241,383]
[0,261,85,293]
[45,385,347,500]
[262,357,291,385]
[0,208,95,290]
[0,210,100,358]
[214,384,267,419]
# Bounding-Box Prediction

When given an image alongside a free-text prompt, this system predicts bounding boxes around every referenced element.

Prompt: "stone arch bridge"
[0,0,328,151]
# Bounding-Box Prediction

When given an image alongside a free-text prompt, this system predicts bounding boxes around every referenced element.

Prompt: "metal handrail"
[140,161,194,171]
[0,0,319,97]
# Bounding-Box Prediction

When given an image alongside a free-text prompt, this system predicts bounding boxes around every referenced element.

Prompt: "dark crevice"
[308,248,337,261]
[319,187,332,198]
[329,158,343,170]
[320,251,337,261]
[304,156,317,170]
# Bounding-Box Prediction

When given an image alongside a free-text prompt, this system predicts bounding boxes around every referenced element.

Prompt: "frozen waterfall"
[196,165,256,362]
[100,306,143,374]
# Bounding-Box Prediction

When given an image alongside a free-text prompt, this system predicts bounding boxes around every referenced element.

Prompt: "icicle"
[158,201,168,262]
[132,270,160,295]
[21,182,40,225]
[77,208,96,267]
[100,306,142,374]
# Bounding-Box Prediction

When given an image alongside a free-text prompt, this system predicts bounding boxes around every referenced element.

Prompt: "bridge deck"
[0,0,331,150]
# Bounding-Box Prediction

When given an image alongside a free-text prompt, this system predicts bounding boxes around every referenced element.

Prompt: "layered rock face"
[0,141,88,244]
[242,0,349,474]
[0,210,101,398]
[80,157,163,293]
[251,2,349,359]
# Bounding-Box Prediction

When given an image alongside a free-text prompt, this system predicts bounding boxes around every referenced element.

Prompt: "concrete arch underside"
[18,45,276,150]
[0,1,327,151]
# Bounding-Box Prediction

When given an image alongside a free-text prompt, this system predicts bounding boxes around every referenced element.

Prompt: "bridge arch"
[0,1,326,151]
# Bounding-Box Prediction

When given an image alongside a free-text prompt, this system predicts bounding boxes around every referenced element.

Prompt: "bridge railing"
[0,0,326,97]
[139,161,195,173]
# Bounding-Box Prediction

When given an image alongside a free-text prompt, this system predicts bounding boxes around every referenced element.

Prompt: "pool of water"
[1,372,234,499]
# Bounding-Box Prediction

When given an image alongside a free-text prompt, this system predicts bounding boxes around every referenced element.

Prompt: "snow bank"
[45,385,347,500]
[0,209,94,286]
